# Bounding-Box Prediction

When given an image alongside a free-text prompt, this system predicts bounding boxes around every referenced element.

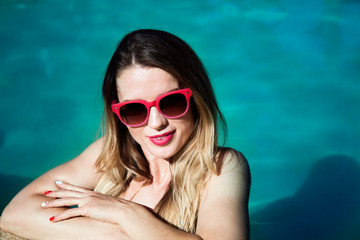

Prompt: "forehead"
[116,66,179,101]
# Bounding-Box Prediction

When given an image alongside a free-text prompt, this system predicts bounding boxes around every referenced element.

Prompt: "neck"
[147,157,172,186]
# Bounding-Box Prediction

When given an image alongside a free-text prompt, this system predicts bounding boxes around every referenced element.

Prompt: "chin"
[151,148,177,160]
[146,142,183,160]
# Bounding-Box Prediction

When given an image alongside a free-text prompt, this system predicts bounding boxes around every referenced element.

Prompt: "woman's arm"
[196,151,251,240]
[39,150,250,240]
[0,138,128,240]
[40,181,202,240]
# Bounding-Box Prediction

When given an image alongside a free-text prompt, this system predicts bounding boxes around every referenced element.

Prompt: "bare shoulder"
[20,137,104,195]
[74,137,104,165]
[215,148,251,186]
[203,148,251,200]
[47,137,105,188]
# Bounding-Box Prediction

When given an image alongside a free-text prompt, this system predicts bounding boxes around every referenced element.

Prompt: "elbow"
[1,204,16,232]
[0,201,26,233]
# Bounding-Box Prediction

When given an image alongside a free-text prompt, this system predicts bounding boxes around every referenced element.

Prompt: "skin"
[115,66,195,208]
[0,66,250,240]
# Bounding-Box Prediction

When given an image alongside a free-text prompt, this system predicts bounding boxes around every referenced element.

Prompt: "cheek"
[184,121,195,138]
[185,108,196,129]
[178,114,195,140]
[126,127,143,143]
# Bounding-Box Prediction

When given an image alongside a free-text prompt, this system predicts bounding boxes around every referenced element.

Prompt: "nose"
[147,106,168,130]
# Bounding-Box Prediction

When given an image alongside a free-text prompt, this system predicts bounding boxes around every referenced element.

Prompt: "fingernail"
[44,191,52,195]
[49,216,55,221]
[55,180,63,185]
[41,201,48,207]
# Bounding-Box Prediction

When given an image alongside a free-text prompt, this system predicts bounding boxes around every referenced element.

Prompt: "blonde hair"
[94,29,228,232]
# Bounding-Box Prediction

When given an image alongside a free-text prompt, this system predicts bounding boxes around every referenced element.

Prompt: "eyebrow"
[121,87,180,102]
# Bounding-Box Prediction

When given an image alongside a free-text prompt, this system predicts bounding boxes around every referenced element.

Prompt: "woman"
[0,29,251,240]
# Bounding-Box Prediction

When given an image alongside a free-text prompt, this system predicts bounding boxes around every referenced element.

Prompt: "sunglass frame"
[111,88,192,127]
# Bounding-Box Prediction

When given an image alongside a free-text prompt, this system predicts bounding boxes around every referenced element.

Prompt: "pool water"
[0,0,359,239]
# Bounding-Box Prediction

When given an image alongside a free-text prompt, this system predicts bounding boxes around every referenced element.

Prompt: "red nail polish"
[44,191,52,195]
[49,216,55,221]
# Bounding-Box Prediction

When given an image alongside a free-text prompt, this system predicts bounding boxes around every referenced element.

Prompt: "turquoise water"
[0,0,359,239]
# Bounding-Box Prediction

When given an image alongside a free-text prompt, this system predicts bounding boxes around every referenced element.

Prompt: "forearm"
[117,204,202,240]
[1,194,125,240]
[2,196,200,240]
[126,219,203,240]
[2,181,202,240]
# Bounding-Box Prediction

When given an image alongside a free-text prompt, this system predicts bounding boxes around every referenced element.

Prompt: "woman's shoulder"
[87,136,105,152]
[211,147,251,188]
[60,137,104,178]
[199,147,251,208]
[77,137,104,160]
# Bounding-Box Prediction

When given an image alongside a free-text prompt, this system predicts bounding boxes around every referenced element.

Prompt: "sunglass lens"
[120,103,147,125]
[159,93,187,117]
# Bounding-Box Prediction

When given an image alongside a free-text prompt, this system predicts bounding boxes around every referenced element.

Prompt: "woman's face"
[116,66,195,161]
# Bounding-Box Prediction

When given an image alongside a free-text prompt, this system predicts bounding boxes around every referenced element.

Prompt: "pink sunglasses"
[111,88,192,127]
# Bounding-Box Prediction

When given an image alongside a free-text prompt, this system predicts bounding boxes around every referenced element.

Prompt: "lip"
[148,130,176,146]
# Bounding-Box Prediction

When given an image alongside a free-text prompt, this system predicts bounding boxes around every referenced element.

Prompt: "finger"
[55,180,90,193]
[44,189,87,199]
[41,197,81,209]
[49,207,86,222]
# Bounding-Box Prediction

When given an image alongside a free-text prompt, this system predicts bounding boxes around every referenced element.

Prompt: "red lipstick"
[149,130,175,146]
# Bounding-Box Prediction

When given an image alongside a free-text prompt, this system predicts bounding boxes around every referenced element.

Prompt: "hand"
[41,180,131,224]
